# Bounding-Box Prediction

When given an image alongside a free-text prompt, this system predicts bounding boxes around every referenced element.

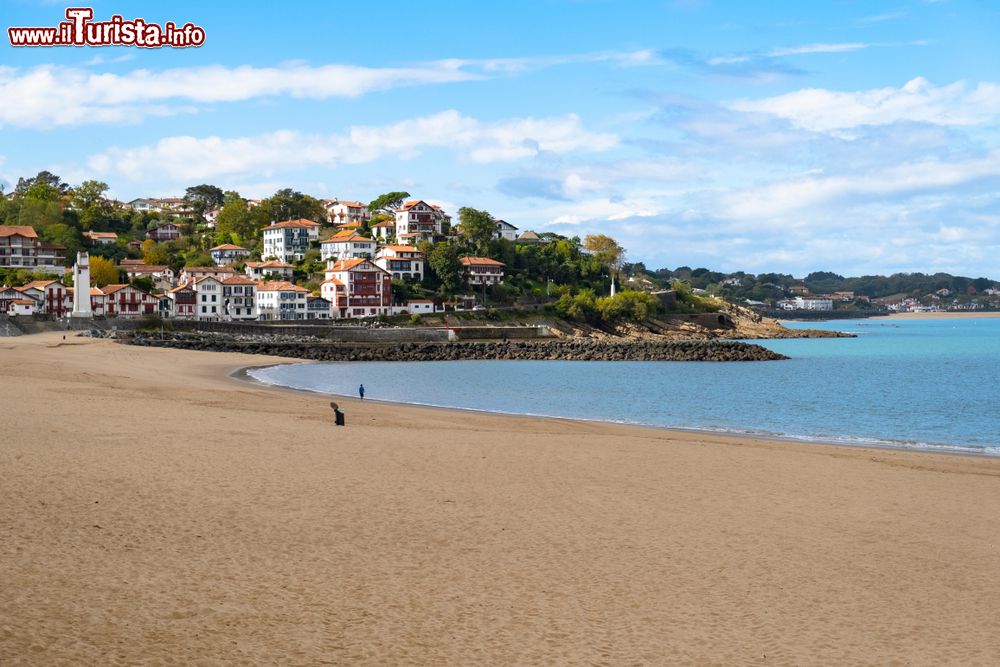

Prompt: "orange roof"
[325,258,370,272]
[370,220,395,228]
[256,281,309,293]
[459,257,506,267]
[381,245,424,254]
[324,231,372,243]
[326,200,367,208]
[222,275,256,286]
[268,218,321,229]
[84,231,118,238]
[209,244,247,251]
[245,260,293,269]
[0,225,38,239]
[14,285,43,293]
[120,259,146,265]
[321,278,345,287]
[12,298,35,306]
[183,266,235,273]
[20,280,60,290]
[168,284,194,293]
[101,284,128,294]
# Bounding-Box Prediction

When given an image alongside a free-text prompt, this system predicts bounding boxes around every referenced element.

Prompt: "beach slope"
[2,333,999,665]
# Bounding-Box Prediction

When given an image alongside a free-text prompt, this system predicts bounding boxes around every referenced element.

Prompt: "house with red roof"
[321,258,393,319]
[374,245,425,281]
[319,231,376,262]
[322,199,371,228]
[459,257,506,286]
[209,243,250,266]
[394,200,448,245]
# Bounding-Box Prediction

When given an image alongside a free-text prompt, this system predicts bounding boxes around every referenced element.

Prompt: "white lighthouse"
[71,251,92,318]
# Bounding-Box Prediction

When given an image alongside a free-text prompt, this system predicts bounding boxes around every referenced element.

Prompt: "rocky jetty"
[121,331,788,362]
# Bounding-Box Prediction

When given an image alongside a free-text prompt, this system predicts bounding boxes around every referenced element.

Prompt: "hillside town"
[2,174,998,322]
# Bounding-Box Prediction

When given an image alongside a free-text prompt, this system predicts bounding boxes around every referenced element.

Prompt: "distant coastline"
[878,311,1000,320]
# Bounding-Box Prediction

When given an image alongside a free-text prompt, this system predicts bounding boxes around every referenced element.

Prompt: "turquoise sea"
[247,317,1000,455]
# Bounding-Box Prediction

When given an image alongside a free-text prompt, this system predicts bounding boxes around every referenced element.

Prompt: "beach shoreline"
[237,361,999,459]
[877,311,1000,319]
[3,332,1000,664]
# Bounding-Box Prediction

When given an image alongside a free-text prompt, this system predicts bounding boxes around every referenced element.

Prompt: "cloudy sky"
[2,0,999,277]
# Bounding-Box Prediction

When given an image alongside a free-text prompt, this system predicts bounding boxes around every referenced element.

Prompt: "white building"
[394,200,447,245]
[244,260,295,282]
[374,245,425,281]
[319,231,377,262]
[369,219,396,241]
[262,219,321,262]
[321,258,393,319]
[0,225,66,270]
[83,231,118,246]
[306,296,332,320]
[793,296,834,311]
[391,299,435,315]
[179,266,236,285]
[192,276,225,320]
[122,264,175,290]
[209,244,251,266]
[255,281,309,321]
[459,257,505,286]
[493,219,519,241]
[221,275,258,320]
[323,199,371,228]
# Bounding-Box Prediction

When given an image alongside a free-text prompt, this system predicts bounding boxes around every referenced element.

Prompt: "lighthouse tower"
[71,251,92,318]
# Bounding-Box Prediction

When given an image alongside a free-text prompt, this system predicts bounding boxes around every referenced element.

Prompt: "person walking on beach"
[358,384,365,400]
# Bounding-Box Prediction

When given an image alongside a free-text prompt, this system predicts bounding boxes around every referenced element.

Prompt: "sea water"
[247,317,1000,455]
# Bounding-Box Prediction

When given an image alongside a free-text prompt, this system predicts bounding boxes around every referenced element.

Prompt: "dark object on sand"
[330,402,345,426]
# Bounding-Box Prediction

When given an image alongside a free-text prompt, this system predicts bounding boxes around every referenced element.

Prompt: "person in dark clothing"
[358,384,365,400]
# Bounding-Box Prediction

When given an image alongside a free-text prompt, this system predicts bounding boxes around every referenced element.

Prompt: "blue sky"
[2,0,999,277]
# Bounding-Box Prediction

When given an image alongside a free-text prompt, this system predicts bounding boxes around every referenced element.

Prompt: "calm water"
[248,317,1000,455]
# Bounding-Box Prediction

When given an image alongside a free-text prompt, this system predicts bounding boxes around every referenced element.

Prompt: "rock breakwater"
[121,331,788,362]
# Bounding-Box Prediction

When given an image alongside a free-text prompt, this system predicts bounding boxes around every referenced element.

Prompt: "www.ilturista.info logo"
[8,7,205,48]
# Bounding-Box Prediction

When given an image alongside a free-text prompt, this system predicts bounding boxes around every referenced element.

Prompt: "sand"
[2,332,999,665]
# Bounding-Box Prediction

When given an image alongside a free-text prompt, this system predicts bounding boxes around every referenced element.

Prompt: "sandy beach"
[2,332,999,665]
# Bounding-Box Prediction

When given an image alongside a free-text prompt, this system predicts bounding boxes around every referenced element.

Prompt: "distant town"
[1,171,998,322]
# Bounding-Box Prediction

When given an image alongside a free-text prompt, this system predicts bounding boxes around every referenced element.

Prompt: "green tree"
[15,170,68,197]
[71,180,112,230]
[184,184,225,216]
[41,223,83,264]
[428,242,463,295]
[215,197,255,244]
[141,240,170,265]
[583,234,625,294]
[267,188,325,222]
[368,191,410,216]
[458,206,495,254]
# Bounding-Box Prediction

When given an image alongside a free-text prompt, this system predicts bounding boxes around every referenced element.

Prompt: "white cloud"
[767,42,870,57]
[730,77,1000,133]
[84,110,618,181]
[0,49,657,129]
[718,151,1000,219]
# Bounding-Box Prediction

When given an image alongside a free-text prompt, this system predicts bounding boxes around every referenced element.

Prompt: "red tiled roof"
[84,231,118,239]
[321,278,345,287]
[209,244,247,251]
[459,257,506,267]
[380,245,424,255]
[123,264,169,272]
[12,298,35,306]
[370,220,395,228]
[245,260,294,269]
[268,218,321,229]
[256,281,309,293]
[221,275,257,286]
[0,225,38,239]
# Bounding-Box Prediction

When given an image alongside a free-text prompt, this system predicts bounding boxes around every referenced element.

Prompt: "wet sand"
[2,332,999,665]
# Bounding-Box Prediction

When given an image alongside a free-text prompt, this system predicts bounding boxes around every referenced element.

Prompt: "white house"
[192,276,225,320]
[179,266,237,285]
[369,219,396,241]
[146,223,181,242]
[321,258,393,319]
[7,298,37,316]
[394,200,447,245]
[374,245,425,281]
[255,281,309,321]
[208,244,250,266]
[244,260,295,282]
[221,275,258,320]
[121,264,175,289]
[0,225,66,270]
[323,199,371,228]
[319,231,377,262]
[391,299,435,315]
[262,219,321,262]
[168,283,197,319]
[459,257,505,286]
[83,231,118,246]
[306,295,332,320]
[493,219,519,241]
[792,296,833,311]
